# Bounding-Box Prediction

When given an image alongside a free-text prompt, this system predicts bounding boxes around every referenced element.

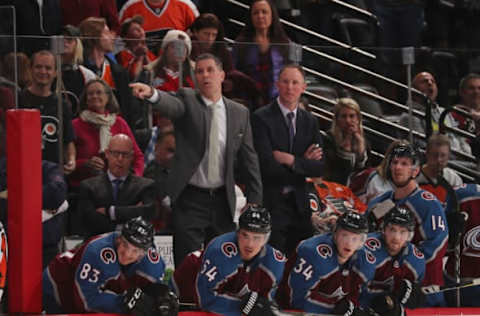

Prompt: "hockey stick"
[421,278,480,294]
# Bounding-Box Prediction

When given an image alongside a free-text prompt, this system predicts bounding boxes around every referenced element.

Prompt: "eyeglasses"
[108,150,133,159]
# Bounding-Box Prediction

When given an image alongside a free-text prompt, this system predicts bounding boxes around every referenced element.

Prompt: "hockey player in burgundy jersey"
[43,217,171,314]
[361,206,426,315]
[367,143,448,307]
[277,211,376,315]
[444,183,480,306]
[195,206,286,316]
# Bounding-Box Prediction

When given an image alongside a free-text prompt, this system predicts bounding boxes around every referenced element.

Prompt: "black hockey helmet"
[335,211,369,234]
[122,216,154,250]
[383,206,415,232]
[238,205,271,234]
[388,143,420,168]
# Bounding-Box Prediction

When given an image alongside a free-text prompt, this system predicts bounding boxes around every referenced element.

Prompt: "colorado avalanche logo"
[147,248,160,263]
[365,250,376,264]
[412,245,424,259]
[273,249,286,262]
[316,244,333,259]
[421,191,435,201]
[221,242,238,258]
[100,247,116,264]
[41,115,59,143]
[463,226,480,257]
[365,237,381,252]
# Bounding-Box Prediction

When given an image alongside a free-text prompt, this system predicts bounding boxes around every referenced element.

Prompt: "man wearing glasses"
[78,133,156,238]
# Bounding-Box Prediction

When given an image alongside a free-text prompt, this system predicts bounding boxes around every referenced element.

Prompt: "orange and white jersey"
[0,222,7,300]
[119,0,198,38]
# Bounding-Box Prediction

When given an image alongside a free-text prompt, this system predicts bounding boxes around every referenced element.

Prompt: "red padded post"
[7,109,42,312]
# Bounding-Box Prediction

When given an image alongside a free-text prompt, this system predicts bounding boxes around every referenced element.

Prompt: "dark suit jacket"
[252,100,324,212]
[78,173,156,237]
[150,88,263,217]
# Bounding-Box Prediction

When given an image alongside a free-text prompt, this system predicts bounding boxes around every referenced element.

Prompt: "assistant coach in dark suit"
[78,134,156,237]
[252,64,324,255]
[130,53,263,265]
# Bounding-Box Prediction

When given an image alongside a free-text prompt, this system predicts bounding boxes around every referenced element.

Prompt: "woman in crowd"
[189,13,233,72]
[60,25,97,115]
[232,0,291,105]
[116,15,156,81]
[69,79,144,187]
[323,97,370,185]
[2,52,32,90]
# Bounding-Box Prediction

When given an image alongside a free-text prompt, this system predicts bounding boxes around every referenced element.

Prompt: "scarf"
[80,110,117,153]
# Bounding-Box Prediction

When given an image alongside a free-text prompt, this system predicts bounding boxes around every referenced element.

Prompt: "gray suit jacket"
[150,88,263,217]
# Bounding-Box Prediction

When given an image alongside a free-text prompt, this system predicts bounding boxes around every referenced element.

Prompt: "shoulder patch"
[221,242,238,258]
[147,248,161,264]
[421,191,435,201]
[365,250,376,264]
[412,245,424,259]
[316,244,333,259]
[100,247,116,264]
[365,237,381,252]
[273,249,286,262]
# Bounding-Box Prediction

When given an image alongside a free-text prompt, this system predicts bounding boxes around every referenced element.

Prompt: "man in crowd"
[119,0,198,47]
[43,217,174,314]
[78,134,156,237]
[416,133,463,206]
[195,206,285,316]
[79,17,142,130]
[251,64,323,255]
[277,211,376,315]
[368,143,448,307]
[362,206,426,315]
[130,53,263,266]
[399,71,469,154]
[18,50,76,174]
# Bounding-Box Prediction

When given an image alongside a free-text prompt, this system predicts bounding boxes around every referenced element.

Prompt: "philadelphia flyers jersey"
[277,233,376,314]
[361,232,425,306]
[119,0,198,44]
[195,231,286,316]
[43,232,166,313]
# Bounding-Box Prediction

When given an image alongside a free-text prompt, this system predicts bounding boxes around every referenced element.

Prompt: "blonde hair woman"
[324,98,369,185]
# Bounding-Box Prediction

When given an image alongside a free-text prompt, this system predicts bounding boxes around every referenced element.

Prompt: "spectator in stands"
[60,25,97,114]
[190,13,233,72]
[18,50,76,173]
[399,71,470,154]
[417,133,463,205]
[141,30,195,92]
[233,0,291,106]
[190,13,263,111]
[119,0,199,47]
[79,17,141,129]
[116,15,157,81]
[323,97,369,185]
[2,52,32,90]
[453,73,480,133]
[252,64,323,255]
[350,139,409,204]
[0,87,14,120]
[77,134,155,238]
[144,126,176,233]
[60,0,120,33]
[12,0,62,55]
[69,79,144,188]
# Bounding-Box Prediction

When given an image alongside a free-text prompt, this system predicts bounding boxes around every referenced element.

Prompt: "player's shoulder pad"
[82,232,118,265]
[455,183,480,202]
[203,232,240,263]
[262,244,287,265]
[364,232,385,255]
[367,190,393,212]
[406,243,425,262]
[297,234,335,262]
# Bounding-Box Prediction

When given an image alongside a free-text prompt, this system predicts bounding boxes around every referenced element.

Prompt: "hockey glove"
[332,298,373,316]
[394,279,425,309]
[240,291,275,316]
[446,211,467,248]
[124,287,146,313]
[144,283,179,316]
[371,294,403,316]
